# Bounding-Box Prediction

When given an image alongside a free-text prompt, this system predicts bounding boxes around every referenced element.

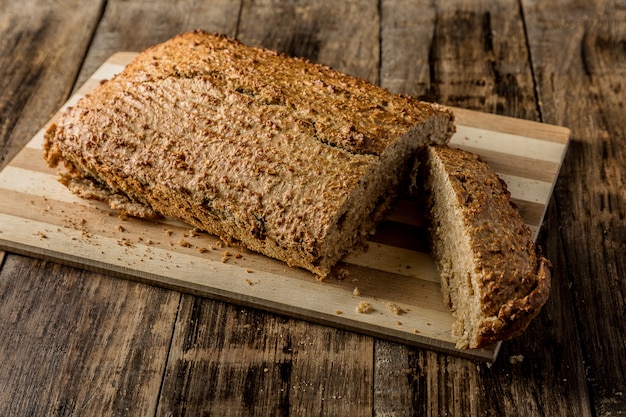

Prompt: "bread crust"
[426,145,551,348]
[43,30,455,277]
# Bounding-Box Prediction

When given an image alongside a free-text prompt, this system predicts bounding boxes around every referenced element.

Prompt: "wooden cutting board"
[0,53,570,361]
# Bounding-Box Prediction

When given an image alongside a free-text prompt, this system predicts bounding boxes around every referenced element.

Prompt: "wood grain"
[0,254,180,416]
[523,0,626,414]
[73,0,242,93]
[157,298,373,416]
[0,0,105,170]
[237,0,380,84]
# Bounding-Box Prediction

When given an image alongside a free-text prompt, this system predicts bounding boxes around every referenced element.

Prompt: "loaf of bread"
[43,30,455,278]
[424,145,551,349]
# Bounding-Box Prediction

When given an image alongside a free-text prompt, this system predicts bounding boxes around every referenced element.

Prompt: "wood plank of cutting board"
[0,53,570,361]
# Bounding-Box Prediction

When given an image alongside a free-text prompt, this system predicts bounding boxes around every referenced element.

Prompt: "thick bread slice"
[425,145,551,349]
[43,30,455,278]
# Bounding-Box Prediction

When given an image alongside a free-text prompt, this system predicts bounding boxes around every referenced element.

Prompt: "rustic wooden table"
[0,0,624,416]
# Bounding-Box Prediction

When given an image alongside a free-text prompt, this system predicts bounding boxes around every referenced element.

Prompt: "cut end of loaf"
[424,145,551,349]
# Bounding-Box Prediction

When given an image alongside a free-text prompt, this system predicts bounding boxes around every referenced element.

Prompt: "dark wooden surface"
[0,0,624,415]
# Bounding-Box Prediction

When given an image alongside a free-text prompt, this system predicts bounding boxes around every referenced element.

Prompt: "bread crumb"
[353,287,361,296]
[197,246,209,253]
[336,268,349,280]
[356,301,373,314]
[235,253,243,259]
[36,231,47,239]
[413,329,420,334]
[221,251,232,262]
[179,239,192,248]
[396,321,402,325]
[335,310,343,315]
[117,237,134,247]
[245,278,254,286]
[164,229,173,236]
[509,355,524,364]
[246,269,254,273]
[386,303,406,315]
[116,225,125,232]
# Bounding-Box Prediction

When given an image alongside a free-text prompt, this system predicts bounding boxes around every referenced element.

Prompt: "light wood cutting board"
[0,53,570,361]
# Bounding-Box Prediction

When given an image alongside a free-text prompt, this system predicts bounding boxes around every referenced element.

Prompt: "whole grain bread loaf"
[424,145,551,349]
[43,30,455,277]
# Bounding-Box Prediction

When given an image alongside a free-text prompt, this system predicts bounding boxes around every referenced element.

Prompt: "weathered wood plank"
[157,298,373,416]
[0,255,181,416]
[382,0,538,121]
[374,1,591,415]
[522,0,626,414]
[0,0,104,170]
[73,0,242,92]
[236,0,380,84]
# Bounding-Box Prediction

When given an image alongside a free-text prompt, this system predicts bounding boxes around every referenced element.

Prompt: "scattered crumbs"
[116,225,125,232]
[413,329,420,334]
[136,236,143,242]
[145,239,153,245]
[197,246,209,253]
[221,251,232,262]
[117,237,134,247]
[36,231,47,239]
[246,269,254,273]
[245,278,254,286]
[164,229,173,236]
[178,239,192,248]
[352,287,361,296]
[509,355,524,364]
[234,253,243,259]
[396,321,402,325]
[356,301,373,314]
[336,268,349,280]
[335,310,343,315]
[386,303,406,316]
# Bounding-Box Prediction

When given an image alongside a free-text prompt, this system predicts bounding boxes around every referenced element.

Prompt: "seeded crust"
[425,145,551,349]
[43,30,455,277]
